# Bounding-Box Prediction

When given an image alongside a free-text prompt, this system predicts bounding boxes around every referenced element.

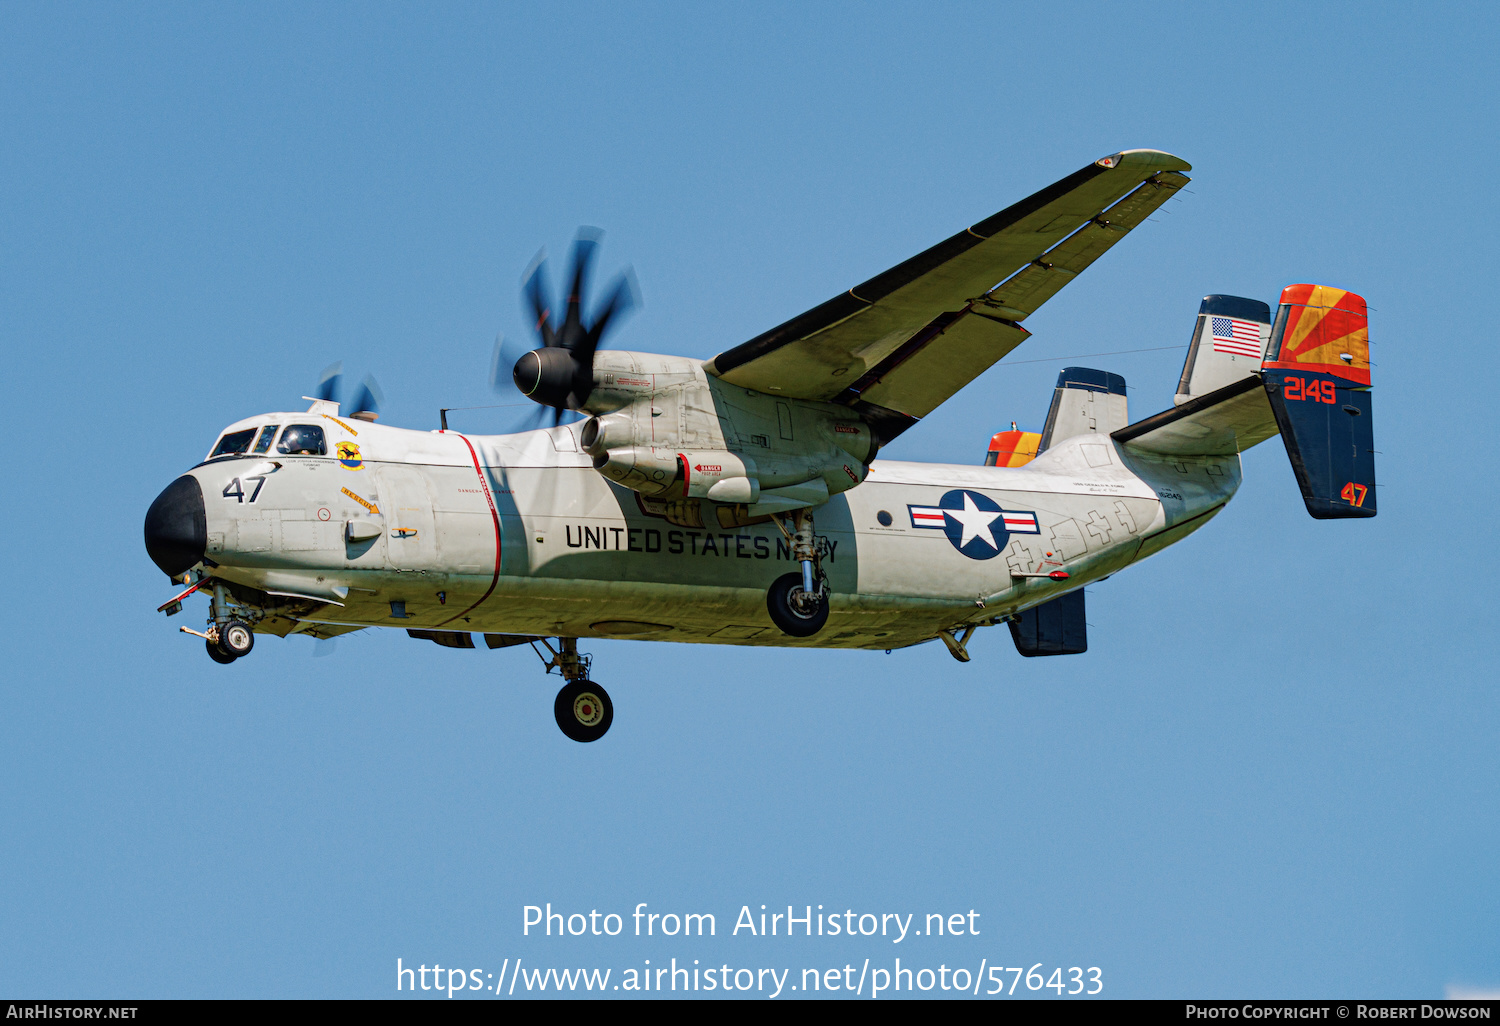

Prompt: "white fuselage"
[188,412,1240,650]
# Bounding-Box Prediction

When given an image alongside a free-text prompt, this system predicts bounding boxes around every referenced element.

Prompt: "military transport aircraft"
[144,149,1376,741]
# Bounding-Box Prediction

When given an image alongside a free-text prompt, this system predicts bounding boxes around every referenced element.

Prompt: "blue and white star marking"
[908,489,1040,560]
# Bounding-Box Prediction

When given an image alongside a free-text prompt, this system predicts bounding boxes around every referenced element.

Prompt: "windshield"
[276,424,327,456]
[251,425,277,454]
[209,428,258,459]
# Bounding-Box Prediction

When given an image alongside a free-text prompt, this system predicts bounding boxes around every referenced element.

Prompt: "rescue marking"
[341,486,380,515]
[321,414,358,436]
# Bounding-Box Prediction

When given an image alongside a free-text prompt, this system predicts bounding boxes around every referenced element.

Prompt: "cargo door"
[376,466,438,569]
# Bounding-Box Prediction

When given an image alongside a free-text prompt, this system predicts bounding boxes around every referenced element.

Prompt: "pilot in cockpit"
[276,424,327,456]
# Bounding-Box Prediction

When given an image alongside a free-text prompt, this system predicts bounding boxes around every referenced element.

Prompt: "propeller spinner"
[512,230,635,423]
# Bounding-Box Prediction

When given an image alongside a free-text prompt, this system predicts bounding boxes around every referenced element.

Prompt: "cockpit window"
[276,424,327,456]
[209,428,258,458]
[251,425,278,454]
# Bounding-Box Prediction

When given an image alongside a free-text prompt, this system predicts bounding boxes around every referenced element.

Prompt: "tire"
[554,680,613,742]
[219,619,255,658]
[206,638,237,664]
[766,571,829,637]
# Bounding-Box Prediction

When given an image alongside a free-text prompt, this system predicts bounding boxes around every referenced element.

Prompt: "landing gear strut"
[180,580,261,664]
[767,509,829,637]
[535,638,613,742]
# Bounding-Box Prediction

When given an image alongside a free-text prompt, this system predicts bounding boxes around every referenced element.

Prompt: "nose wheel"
[219,619,255,658]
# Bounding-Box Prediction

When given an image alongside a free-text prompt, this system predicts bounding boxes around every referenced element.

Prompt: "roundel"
[906,489,1040,560]
[938,489,1006,560]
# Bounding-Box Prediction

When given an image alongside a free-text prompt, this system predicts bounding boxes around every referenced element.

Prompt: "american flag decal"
[1211,316,1264,359]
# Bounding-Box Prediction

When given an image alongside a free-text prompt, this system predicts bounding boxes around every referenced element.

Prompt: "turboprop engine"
[508,230,877,515]
[577,356,878,515]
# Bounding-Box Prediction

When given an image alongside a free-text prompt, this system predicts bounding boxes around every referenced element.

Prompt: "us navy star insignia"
[946,492,1002,550]
[907,489,1041,561]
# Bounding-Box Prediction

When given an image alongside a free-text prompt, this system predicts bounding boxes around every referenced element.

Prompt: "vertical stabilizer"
[1261,284,1376,518]
[1009,590,1087,656]
[1174,295,1271,405]
[1038,367,1128,451]
[985,427,1042,466]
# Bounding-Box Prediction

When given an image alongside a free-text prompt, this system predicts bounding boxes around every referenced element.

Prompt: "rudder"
[1261,284,1376,519]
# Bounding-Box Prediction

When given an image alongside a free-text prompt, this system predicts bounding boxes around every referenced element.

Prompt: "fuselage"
[157,409,1241,650]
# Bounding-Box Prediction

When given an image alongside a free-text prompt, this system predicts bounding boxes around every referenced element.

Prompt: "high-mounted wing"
[709,150,1190,441]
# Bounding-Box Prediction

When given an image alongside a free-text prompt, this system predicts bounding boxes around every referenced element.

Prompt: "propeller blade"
[317,362,343,403]
[559,230,601,352]
[522,252,557,349]
[489,333,532,394]
[350,375,384,418]
[501,404,550,435]
[514,227,635,415]
[580,270,638,362]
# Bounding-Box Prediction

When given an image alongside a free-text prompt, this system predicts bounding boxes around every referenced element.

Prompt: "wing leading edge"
[709,150,1190,442]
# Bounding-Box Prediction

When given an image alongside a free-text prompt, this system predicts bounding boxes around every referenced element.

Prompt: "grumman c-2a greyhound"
[144,149,1377,741]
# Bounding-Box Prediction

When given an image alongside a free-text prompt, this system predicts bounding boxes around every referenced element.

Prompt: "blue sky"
[2,1,1496,999]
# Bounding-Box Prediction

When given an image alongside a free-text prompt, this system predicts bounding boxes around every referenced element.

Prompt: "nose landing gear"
[175,579,262,664]
[535,638,613,742]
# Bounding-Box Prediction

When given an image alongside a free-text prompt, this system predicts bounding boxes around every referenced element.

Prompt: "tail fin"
[985,426,1042,467]
[1175,295,1272,403]
[1039,367,1129,451]
[1261,284,1376,518]
[1009,589,1087,656]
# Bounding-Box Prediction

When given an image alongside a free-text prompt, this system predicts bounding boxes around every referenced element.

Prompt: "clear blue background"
[2,1,1494,999]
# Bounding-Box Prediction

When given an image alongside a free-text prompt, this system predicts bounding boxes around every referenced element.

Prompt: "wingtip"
[1106,149,1192,173]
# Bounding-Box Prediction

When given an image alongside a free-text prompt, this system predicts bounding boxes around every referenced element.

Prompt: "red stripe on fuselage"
[435,432,502,627]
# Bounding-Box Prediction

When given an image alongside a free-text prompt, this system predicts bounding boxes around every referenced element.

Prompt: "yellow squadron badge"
[336,441,363,470]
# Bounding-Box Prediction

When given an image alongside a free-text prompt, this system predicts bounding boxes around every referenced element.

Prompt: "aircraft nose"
[144,475,206,577]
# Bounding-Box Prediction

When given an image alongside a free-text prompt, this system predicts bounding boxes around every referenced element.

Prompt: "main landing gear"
[535,638,613,743]
[766,508,829,637]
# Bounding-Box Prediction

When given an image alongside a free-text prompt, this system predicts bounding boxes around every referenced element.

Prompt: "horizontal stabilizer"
[1113,374,1278,456]
[1009,589,1087,656]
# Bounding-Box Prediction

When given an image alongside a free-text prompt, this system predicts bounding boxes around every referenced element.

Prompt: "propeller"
[489,333,552,433]
[315,362,384,421]
[510,229,636,425]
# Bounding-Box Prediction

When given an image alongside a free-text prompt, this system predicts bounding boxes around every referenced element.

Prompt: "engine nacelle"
[679,451,759,503]
[578,360,877,510]
[590,445,680,495]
